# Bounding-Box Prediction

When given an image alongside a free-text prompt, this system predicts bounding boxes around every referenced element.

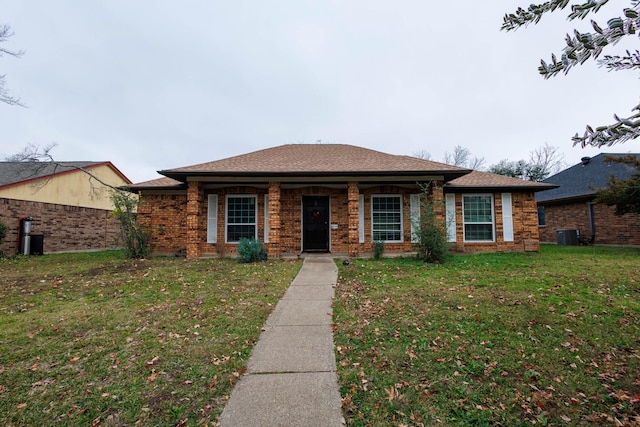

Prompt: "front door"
[302,196,330,252]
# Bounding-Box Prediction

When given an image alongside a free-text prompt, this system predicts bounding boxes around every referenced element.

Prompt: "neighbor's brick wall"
[0,198,121,255]
[539,200,640,245]
[448,191,540,253]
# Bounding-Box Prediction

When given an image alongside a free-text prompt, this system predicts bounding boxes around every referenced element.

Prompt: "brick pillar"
[186,181,203,259]
[347,182,360,257]
[267,182,281,258]
[431,181,445,223]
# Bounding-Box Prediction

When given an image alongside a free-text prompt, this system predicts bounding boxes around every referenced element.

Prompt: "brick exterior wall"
[136,193,188,255]
[0,198,121,255]
[136,184,543,258]
[448,191,540,253]
[538,200,640,246]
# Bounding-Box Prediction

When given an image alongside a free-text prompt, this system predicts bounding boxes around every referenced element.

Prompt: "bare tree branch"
[0,24,24,107]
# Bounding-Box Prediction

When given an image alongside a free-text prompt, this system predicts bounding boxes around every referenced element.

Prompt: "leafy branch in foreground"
[594,154,640,214]
[502,1,640,147]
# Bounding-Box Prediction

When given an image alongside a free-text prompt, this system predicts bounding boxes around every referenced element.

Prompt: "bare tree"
[528,142,567,178]
[0,24,24,106]
[443,145,485,169]
[413,149,432,160]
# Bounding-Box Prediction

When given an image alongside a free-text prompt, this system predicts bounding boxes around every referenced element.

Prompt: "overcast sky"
[1,1,638,183]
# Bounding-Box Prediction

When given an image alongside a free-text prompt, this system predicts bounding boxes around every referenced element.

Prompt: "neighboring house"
[0,161,132,255]
[129,144,554,259]
[536,153,640,246]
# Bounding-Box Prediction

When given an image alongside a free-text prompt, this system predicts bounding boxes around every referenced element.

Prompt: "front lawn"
[0,251,301,426]
[334,245,640,426]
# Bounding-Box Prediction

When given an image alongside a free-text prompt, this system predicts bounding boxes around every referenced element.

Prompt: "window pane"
[463,195,494,241]
[227,196,256,242]
[372,196,402,242]
[228,225,256,242]
[464,224,493,241]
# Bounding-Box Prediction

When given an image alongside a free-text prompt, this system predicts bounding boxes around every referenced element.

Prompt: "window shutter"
[358,194,365,243]
[445,193,456,243]
[410,194,421,243]
[264,195,269,243]
[207,194,218,243]
[502,193,514,242]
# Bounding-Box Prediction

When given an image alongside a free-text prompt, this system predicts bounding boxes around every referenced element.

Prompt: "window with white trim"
[372,195,403,242]
[463,194,494,242]
[225,195,257,243]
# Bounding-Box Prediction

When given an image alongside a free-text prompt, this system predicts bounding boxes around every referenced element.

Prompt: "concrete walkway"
[218,257,344,427]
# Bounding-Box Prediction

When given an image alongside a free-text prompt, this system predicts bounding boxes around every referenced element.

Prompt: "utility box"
[30,234,44,255]
[556,229,579,246]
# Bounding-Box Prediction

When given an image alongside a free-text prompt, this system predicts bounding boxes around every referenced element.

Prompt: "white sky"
[1,1,638,183]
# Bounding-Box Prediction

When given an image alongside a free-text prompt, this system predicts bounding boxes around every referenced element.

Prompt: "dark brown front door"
[302,196,330,252]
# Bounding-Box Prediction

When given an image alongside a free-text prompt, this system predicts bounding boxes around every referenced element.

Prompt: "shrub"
[0,220,7,245]
[112,191,152,259]
[413,186,450,263]
[0,220,7,257]
[237,238,267,263]
[373,240,385,259]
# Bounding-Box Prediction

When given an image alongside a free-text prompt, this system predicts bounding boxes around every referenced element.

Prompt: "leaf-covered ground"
[334,245,640,426]
[0,251,301,426]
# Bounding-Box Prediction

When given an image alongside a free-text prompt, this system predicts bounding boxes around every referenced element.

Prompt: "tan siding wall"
[0,165,131,210]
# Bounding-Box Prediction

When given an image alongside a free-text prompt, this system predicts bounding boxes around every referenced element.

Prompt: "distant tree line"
[413,143,567,182]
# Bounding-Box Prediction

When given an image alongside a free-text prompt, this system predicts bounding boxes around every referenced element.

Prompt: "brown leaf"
[145,356,160,368]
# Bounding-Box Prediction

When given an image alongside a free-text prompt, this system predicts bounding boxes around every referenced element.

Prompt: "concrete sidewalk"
[218,257,344,427]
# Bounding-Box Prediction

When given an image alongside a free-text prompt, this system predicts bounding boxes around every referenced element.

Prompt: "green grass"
[0,251,301,426]
[334,245,640,426]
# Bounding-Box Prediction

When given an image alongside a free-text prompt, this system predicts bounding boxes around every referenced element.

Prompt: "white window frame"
[445,193,457,243]
[501,193,514,242]
[207,194,218,244]
[462,194,495,243]
[225,194,258,243]
[264,194,269,243]
[371,194,403,243]
[358,194,365,243]
[410,194,421,243]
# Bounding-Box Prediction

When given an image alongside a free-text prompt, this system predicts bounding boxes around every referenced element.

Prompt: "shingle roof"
[0,161,130,188]
[445,170,558,192]
[158,144,470,180]
[536,153,640,203]
[128,176,185,191]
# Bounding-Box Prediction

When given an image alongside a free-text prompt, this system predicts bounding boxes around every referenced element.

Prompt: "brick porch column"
[186,181,203,259]
[267,182,281,258]
[347,181,360,257]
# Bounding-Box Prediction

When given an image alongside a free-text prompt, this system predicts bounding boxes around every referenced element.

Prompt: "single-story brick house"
[536,153,640,246]
[129,144,555,258]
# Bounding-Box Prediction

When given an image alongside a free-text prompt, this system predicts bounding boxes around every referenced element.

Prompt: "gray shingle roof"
[536,153,640,203]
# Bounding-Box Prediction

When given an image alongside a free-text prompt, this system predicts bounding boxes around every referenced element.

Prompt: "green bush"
[0,221,7,245]
[237,238,267,263]
[413,188,450,264]
[373,240,385,259]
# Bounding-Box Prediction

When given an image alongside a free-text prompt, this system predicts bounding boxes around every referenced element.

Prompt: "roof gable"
[536,153,640,203]
[159,144,469,180]
[445,170,557,192]
[0,161,132,189]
